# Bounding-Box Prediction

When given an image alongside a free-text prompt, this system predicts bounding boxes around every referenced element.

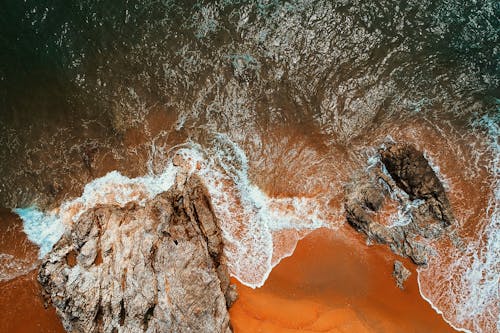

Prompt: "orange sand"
[230,227,457,333]
[0,210,65,333]
[0,209,457,333]
[0,270,65,333]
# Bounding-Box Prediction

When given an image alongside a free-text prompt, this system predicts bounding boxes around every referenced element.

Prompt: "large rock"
[38,174,237,333]
[380,144,454,226]
[345,143,458,266]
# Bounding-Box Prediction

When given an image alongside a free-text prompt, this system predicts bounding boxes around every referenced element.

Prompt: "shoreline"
[230,227,459,333]
[0,210,460,333]
[0,209,64,333]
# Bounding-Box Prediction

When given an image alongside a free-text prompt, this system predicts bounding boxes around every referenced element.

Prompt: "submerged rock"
[345,143,457,266]
[392,260,411,290]
[38,174,237,333]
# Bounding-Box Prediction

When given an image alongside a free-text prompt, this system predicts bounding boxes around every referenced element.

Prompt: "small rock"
[393,260,411,290]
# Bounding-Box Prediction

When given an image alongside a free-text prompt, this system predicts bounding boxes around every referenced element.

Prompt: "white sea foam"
[450,114,500,332]
[424,151,451,191]
[388,198,425,228]
[13,135,331,288]
[14,127,498,330]
[417,276,473,333]
[366,133,499,332]
[13,207,64,258]
[0,253,38,282]
[185,134,329,287]
[15,165,178,259]
[418,114,500,333]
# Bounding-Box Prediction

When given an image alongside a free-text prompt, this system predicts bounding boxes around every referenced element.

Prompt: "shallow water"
[230,228,458,333]
[1,1,499,332]
[0,210,64,333]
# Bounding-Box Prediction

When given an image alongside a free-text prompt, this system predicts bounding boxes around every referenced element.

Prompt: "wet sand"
[0,212,458,333]
[0,270,65,333]
[230,227,458,333]
[0,210,65,333]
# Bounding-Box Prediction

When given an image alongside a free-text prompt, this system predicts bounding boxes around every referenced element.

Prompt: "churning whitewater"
[1,1,498,332]
[15,136,332,288]
[12,126,500,333]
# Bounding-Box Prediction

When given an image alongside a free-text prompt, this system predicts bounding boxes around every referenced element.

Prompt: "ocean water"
[1,1,499,332]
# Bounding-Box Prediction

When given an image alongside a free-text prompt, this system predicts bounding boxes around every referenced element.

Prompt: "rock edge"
[39,174,237,333]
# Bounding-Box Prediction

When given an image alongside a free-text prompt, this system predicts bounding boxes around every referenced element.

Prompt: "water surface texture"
[1,1,499,332]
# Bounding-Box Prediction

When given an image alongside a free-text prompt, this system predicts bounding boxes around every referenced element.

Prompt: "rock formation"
[38,172,237,333]
[345,143,458,266]
[380,144,454,226]
[392,260,411,290]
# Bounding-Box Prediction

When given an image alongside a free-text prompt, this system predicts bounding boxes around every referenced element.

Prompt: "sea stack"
[345,143,458,266]
[38,173,237,333]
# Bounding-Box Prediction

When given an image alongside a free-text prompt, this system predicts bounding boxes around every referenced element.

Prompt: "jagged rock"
[38,174,237,333]
[345,143,456,266]
[380,144,454,226]
[392,261,411,290]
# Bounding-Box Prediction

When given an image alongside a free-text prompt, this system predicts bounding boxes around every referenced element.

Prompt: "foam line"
[417,273,473,333]
[14,164,178,259]
[12,137,333,289]
[13,131,497,331]
[417,114,500,333]
[13,207,64,258]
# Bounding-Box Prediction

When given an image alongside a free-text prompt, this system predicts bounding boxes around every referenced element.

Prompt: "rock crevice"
[39,174,236,333]
[345,143,459,266]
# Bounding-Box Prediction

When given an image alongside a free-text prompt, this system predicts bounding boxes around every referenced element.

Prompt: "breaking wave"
[2,1,498,332]
[14,135,334,288]
[10,124,500,332]
[417,114,500,333]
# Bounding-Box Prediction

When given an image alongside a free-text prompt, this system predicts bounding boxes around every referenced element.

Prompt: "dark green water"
[1,0,498,208]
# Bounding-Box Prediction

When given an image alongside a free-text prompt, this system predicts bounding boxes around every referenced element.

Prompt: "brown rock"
[38,175,236,333]
[345,143,457,267]
[380,143,453,226]
[392,260,411,290]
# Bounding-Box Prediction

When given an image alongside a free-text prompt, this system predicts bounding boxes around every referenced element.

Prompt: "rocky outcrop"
[392,260,411,290]
[380,144,454,226]
[345,143,458,266]
[38,173,237,333]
